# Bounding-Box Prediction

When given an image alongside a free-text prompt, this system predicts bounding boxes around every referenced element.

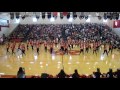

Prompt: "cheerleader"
[60,41,64,51]
[85,41,89,53]
[108,43,113,54]
[80,42,84,55]
[64,43,68,54]
[21,44,26,56]
[103,44,108,56]
[93,42,97,55]
[11,42,16,55]
[50,42,53,54]
[26,40,29,50]
[36,43,39,55]
[30,40,34,51]
[44,41,47,52]
[55,38,58,47]
[18,42,21,50]
[6,42,10,53]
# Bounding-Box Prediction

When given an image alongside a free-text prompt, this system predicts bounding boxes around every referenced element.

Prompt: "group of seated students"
[17,67,120,78]
[8,23,120,45]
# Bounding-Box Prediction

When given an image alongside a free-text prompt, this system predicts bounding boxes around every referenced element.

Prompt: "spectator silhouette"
[41,73,49,78]
[115,69,120,78]
[94,68,101,78]
[106,69,113,78]
[17,67,25,78]
[72,69,80,78]
[57,69,67,78]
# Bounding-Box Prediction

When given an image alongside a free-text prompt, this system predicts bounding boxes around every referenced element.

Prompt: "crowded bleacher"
[8,23,120,49]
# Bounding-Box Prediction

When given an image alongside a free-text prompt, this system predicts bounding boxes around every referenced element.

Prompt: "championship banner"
[113,20,120,28]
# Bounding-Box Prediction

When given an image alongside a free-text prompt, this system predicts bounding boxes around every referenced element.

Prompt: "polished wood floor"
[0,43,120,76]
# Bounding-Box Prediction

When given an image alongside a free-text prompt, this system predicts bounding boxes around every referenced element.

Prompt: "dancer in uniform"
[50,42,53,54]
[30,40,34,51]
[108,43,113,54]
[36,40,40,55]
[103,44,108,56]
[6,42,10,53]
[26,40,29,50]
[64,42,68,54]
[11,42,16,55]
[85,41,89,53]
[80,41,84,55]
[21,43,26,56]
[93,41,97,55]
[44,41,47,52]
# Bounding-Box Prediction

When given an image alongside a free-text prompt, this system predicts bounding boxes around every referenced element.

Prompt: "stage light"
[50,17,55,22]
[68,17,73,22]
[15,19,20,23]
[33,17,37,22]
[86,17,90,22]
[103,19,107,22]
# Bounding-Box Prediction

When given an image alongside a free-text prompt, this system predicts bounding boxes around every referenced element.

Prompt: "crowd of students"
[9,23,119,43]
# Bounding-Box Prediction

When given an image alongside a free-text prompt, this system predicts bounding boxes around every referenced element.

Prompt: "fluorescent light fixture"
[33,17,37,22]
[50,17,55,22]
[68,17,73,22]
[16,19,20,23]
[86,18,90,22]
[103,19,107,22]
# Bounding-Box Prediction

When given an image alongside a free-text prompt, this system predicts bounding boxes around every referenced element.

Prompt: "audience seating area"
[9,24,120,44]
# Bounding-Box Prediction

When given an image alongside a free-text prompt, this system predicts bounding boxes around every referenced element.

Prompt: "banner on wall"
[113,20,120,28]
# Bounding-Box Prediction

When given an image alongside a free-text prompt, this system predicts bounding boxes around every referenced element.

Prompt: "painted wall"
[18,16,113,27]
[0,19,19,37]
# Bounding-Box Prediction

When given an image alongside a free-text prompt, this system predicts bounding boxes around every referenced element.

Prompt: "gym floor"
[0,43,120,76]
